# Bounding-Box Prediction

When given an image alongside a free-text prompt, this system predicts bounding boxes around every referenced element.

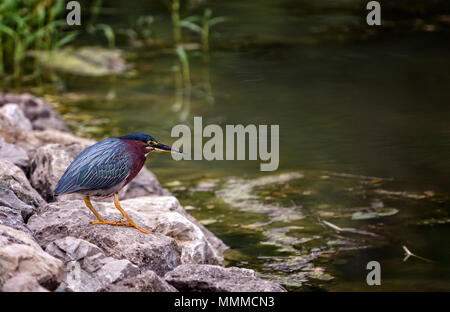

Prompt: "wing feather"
[54,138,132,195]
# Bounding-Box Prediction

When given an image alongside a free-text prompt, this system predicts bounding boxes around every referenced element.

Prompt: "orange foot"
[91,220,152,234]
[91,220,129,226]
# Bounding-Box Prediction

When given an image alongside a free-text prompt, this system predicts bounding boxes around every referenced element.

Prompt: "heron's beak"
[154,142,183,153]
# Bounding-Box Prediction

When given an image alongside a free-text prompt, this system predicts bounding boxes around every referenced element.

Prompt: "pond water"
[57,0,450,291]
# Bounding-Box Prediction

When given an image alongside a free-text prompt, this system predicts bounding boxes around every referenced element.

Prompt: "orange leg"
[84,196,128,226]
[113,193,152,234]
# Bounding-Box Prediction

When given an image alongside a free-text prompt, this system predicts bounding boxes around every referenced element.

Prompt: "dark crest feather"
[119,133,155,143]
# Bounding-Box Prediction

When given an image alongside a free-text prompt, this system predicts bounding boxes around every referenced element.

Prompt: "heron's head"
[119,132,182,154]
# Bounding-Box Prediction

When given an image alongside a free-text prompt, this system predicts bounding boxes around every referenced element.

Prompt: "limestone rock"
[96,259,140,285]
[0,138,29,170]
[164,264,287,292]
[0,206,33,237]
[0,225,64,291]
[0,167,37,236]
[28,200,182,276]
[0,159,45,209]
[121,167,171,198]
[30,143,86,201]
[45,236,176,292]
[104,271,178,292]
[0,92,68,132]
[0,103,33,132]
[45,236,104,264]
[33,129,95,147]
[100,196,226,265]
[0,110,41,153]
[28,196,227,271]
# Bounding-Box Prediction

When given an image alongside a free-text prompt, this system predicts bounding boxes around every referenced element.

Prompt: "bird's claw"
[91,220,152,234]
[92,220,128,226]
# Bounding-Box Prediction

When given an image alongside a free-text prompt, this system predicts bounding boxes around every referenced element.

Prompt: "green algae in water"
[31,47,130,77]
[163,170,450,291]
[352,208,399,220]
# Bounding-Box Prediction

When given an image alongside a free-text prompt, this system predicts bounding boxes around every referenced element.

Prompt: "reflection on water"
[59,0,450,291]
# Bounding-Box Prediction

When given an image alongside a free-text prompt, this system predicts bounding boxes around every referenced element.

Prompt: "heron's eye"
[147,140,157,146]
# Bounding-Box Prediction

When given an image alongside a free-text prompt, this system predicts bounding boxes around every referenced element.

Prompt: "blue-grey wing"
[54,138,131,195]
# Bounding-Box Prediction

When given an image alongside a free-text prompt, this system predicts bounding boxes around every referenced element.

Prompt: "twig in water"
[322,220,379,237]
[402,245,434,263]
[322,220,343,232]
[329,172,394,181]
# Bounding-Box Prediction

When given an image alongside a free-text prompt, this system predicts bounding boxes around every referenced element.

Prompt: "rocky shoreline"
[0,92,286,292]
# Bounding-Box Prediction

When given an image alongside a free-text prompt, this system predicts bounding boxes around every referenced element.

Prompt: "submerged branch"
[321,220,379,238]
[402,246,434,263]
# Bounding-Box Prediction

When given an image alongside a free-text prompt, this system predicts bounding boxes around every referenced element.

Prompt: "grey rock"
[0,159,45,208]
[100,196,226,265]
[32,117,68,132]
[0,138,29,169]
[96,259,140,285]
[0,171,36,236]
[0,103,33,132]
[104,271,178,292]
[0,92,68,132]
[33,129,96,147]
[62,257,139,292]
[28,196,227,273]
[0,184,35,221]
[45,237,106,292]
[61,264,104,292]
[0,110,41,154]
[2,273,49,292]
[0,224,64,291]
[0,206,33,236]
[45,236,104,264]
[45,236,174,292]
[28,200,182,276]
[164,264,287,292]
[30,143,86,201]
[121,167,171,199]
[184,213,228,258]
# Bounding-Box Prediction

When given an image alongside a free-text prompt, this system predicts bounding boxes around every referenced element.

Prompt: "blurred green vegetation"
[0,0,228,89]
[0,0,78,86]
[3,0,448,89]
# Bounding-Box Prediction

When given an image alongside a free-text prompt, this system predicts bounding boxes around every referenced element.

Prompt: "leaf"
[209,16,227,27]
[56,31,79,48]
[176,45,189,63]
[36,6,46,24]
[180,20,202,33]
[94,24,116,48]
[352,208,399,220]
[50,0,66,16]
[0,24,15,38]
[136,15,154,27]
[182,15,201,23]
[204,8,212,20]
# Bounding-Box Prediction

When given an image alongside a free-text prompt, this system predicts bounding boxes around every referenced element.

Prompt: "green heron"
[54,133,181,234]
